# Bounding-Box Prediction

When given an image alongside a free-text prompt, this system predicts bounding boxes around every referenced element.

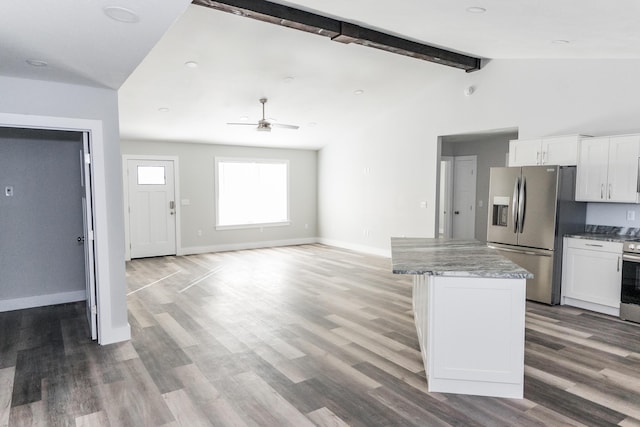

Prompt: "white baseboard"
[0,290,86,313]
[179,237,318,256]
[99,323,132,345]
[561,296,620,317]
[317,238,391,258]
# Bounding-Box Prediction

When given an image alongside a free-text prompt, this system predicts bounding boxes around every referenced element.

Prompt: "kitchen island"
[391,237,533,399]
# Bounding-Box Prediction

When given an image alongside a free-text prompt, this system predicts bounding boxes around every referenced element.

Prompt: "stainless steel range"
[620,240,640,323]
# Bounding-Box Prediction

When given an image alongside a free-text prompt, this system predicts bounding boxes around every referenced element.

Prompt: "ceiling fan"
[227,98,299,132]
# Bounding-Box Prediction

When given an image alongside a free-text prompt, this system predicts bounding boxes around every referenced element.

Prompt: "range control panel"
[623,240,640,254]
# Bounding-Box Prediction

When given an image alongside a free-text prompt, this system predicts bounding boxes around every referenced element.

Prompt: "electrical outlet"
[627,210,636,221]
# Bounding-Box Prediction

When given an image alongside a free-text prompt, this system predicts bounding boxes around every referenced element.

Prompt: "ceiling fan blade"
[227,122,259,126]
[272,123,299,130]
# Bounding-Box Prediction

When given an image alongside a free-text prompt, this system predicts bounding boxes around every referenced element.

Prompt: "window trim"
[214,157,290,230]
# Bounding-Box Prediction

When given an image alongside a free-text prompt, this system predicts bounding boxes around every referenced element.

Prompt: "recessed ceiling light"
[552,39,570,45]
[184,61,199,68]
[354,89,364,95]
[466,7,487,13]
[158,107,170,113]
[26,59,48,67]
[307,122,317,127]
[239,116,249,121]
[283,76,295,83]
[103,6,140,23]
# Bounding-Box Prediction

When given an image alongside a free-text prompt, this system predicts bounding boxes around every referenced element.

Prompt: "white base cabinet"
[561,237,622,316]
[413,274,526,399]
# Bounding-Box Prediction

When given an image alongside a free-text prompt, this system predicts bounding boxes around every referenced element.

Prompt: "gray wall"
[442,133,514,242]
[0,129,85,299]
[121,139,317,254]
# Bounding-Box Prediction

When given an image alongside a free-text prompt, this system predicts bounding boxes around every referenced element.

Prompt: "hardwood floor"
[2,243,640,426]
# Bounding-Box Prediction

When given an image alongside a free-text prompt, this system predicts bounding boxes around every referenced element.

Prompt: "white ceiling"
[4,1,640,149]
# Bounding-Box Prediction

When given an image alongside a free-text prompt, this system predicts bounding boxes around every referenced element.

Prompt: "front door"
[127,159,177,258]
[452,156,477,240]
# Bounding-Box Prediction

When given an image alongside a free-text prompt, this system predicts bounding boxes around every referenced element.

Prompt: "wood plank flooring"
[3,243,640,426]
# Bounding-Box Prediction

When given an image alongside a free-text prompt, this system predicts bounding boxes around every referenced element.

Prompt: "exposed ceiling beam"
[192,0,483,72]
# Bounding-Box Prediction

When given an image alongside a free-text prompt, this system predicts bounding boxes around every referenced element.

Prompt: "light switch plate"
[627,210,636,221]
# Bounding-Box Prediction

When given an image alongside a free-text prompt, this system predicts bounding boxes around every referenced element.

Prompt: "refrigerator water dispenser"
[491,196,510,227]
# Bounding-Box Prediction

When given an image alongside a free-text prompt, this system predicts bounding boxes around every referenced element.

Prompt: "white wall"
[0,75,129,344]
[318,59,640,255]
[121,139,317,254]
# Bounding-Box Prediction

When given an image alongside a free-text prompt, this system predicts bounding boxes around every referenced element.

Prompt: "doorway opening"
[0,112,124,344]
[0,126,97,340]
[437,129,517,242]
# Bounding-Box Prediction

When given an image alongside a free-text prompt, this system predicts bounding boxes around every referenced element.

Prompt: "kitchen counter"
[391,237,533,278]
[566,224,640,243]
[391,237,527,399]
[564,232,638,243]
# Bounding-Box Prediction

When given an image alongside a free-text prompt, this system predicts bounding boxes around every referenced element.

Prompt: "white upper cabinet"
[509,135,583,166]
[576,134,640,202]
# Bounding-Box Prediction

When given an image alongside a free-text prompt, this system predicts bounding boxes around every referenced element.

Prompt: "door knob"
[454,211,460,215]
[77,236,85,243]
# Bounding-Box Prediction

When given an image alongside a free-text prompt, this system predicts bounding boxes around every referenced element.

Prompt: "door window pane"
[137,166,165,185]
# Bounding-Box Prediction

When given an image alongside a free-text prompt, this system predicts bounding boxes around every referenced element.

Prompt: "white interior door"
[81,133,97,340]
[452,156,477,240]
[127,159,177,258]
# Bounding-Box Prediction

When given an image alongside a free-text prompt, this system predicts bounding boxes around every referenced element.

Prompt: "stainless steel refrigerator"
[486,165,586,305]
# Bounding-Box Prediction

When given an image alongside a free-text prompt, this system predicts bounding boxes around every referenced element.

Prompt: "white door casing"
[126,158,177,259]
[80,134,97,340]
[452,156,477,240]
[439,157,453,238]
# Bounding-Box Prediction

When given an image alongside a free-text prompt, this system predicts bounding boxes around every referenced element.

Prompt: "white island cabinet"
[391,237,532,399]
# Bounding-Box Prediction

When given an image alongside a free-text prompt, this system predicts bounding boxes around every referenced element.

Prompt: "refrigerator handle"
[518,176,526,233]
[512,177,520,233]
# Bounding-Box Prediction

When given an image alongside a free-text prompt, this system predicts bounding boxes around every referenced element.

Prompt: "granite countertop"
[566,225,640,243]
[564,233,637,243]
[391,237,533,279]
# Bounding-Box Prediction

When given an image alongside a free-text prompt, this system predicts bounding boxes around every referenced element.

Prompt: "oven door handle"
[623,253,640,263]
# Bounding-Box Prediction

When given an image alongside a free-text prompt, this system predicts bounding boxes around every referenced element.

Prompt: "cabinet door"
[509,139,542,166]
[563,246,621,308]
[542,135,579,166]
[576,137,609,201]
[607,134,640,202]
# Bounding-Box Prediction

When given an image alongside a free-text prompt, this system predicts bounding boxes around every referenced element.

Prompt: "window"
[215,158,289,228]
[137,166,165,185]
